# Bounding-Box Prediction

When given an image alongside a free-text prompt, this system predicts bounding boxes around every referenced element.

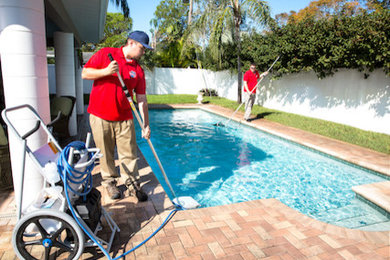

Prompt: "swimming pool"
[135,109,390,230]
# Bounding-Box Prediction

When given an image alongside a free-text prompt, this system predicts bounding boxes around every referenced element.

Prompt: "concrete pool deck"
[0,103,389,259]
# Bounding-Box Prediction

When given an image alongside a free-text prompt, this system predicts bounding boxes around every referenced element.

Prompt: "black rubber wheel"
[12,209,85,260]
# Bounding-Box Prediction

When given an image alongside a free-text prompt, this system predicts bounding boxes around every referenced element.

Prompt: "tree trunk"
[233,0,242,103]
[188,0,193,25]
[237,36,242,104]
[237,48,242,103]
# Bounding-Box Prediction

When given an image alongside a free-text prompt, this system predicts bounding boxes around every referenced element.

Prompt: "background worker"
[82,31,152,201]
[243,63,268,122]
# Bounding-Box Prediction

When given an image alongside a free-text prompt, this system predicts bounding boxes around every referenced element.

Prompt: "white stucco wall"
[148,68,238,100]
[81,67,238,100]
[258,69,389,135]
[147,68,389,135]
[48,66,390,135]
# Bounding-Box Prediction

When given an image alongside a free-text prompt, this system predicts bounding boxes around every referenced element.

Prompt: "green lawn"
[147,94,390,155]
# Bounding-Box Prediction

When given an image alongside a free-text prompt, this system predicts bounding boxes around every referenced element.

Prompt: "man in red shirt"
[82,31,152,201]
[243,63,268,122]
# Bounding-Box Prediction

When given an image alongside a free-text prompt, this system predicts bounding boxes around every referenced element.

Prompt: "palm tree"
[188,0,194,25]
[110,0,130,18]
[189,0,270,103]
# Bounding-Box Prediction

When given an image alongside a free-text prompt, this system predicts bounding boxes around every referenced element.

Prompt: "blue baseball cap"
[128,31,153,50]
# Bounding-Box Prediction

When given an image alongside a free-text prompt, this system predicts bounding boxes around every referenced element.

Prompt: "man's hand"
[106,60,119,76]
[243,82,250,92]
[260,71,269,78]
[142,125,151,139]
[136,94,150,139]
[82,60,119,80]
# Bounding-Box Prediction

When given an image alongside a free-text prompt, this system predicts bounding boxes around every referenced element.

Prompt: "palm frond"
[111,0,130,17]
[242,0,270,25]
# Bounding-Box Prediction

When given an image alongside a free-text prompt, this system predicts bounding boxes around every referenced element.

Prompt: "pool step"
[315,200,390,230]
[352,181,390,213]
[357,220,390,231]
[333,212,390,230]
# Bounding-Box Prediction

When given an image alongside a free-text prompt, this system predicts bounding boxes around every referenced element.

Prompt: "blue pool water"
[135,109,390,230]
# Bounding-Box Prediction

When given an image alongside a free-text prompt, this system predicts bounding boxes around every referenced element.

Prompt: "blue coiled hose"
[57,141,180,259]
[57,141,94,197]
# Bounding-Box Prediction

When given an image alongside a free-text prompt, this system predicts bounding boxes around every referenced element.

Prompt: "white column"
[75,50,84,115]
[53,31,77,136]
[0,0,50,212]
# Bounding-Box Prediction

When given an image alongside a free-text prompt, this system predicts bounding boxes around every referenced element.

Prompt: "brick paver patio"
[0,104,388,259]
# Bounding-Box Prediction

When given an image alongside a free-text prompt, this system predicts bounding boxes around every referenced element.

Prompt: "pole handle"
[107,53,177,199]
[266,55,280,73]
[108,53,129,97]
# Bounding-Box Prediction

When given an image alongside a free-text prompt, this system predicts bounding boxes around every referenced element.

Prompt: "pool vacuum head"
[173,196,200,210]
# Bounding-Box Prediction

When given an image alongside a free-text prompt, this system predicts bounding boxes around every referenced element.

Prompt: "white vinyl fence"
[48,65,390,135]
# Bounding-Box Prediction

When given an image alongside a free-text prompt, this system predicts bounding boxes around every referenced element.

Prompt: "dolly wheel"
[12,209,85,260]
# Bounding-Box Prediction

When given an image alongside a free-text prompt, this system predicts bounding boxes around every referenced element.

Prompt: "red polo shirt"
[243,70,260,94]
[84,47,146,121]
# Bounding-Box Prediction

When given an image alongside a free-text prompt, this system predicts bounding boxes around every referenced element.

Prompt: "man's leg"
[115,119,147,201]
[244,93,254,120]
[89,114,121,199]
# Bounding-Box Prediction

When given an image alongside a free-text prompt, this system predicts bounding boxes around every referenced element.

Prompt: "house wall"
[48,66,389,135]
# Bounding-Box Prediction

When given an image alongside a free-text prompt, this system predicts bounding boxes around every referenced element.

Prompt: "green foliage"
[138,49,156,71]
[202,41,237,71]
[150,0,198,68]
[154,38,197,68]
[185,0,270,102]
[47,57,55,64]
[110,0,130,18]
[101,13,132,47]
[188,0,270,66]
[81,13,132,52]
[151,0,188,41]
[241,9,390,78]
[146,94,198,104]
[199,88,218,96]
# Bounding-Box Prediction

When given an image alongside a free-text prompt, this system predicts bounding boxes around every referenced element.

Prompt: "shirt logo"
[130,71,137,78]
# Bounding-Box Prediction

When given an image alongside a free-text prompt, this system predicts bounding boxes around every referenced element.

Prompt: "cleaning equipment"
[4,105,172,260]
[108,53,200,210]
[214,56,280,127]
[58,141,179,260]
[3,104,119,260]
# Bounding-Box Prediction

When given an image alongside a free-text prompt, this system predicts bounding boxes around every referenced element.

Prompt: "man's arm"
[81,60,118,80]
[136,94,151,139]
[252,71,269,89]
[260,71,269,78]
[243,81,250,92]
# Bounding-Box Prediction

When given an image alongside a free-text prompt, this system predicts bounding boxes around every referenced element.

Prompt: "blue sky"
[108,0,313,36]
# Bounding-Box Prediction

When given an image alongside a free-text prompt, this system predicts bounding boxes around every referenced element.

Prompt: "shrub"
[241,9,390,79]
[199,88,218,96]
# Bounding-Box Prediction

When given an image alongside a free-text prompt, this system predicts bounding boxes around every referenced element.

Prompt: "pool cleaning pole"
[108,54,177,199]
[223,56,280,127]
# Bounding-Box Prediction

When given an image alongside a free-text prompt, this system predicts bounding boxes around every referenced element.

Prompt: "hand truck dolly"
[2,104,119,260]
